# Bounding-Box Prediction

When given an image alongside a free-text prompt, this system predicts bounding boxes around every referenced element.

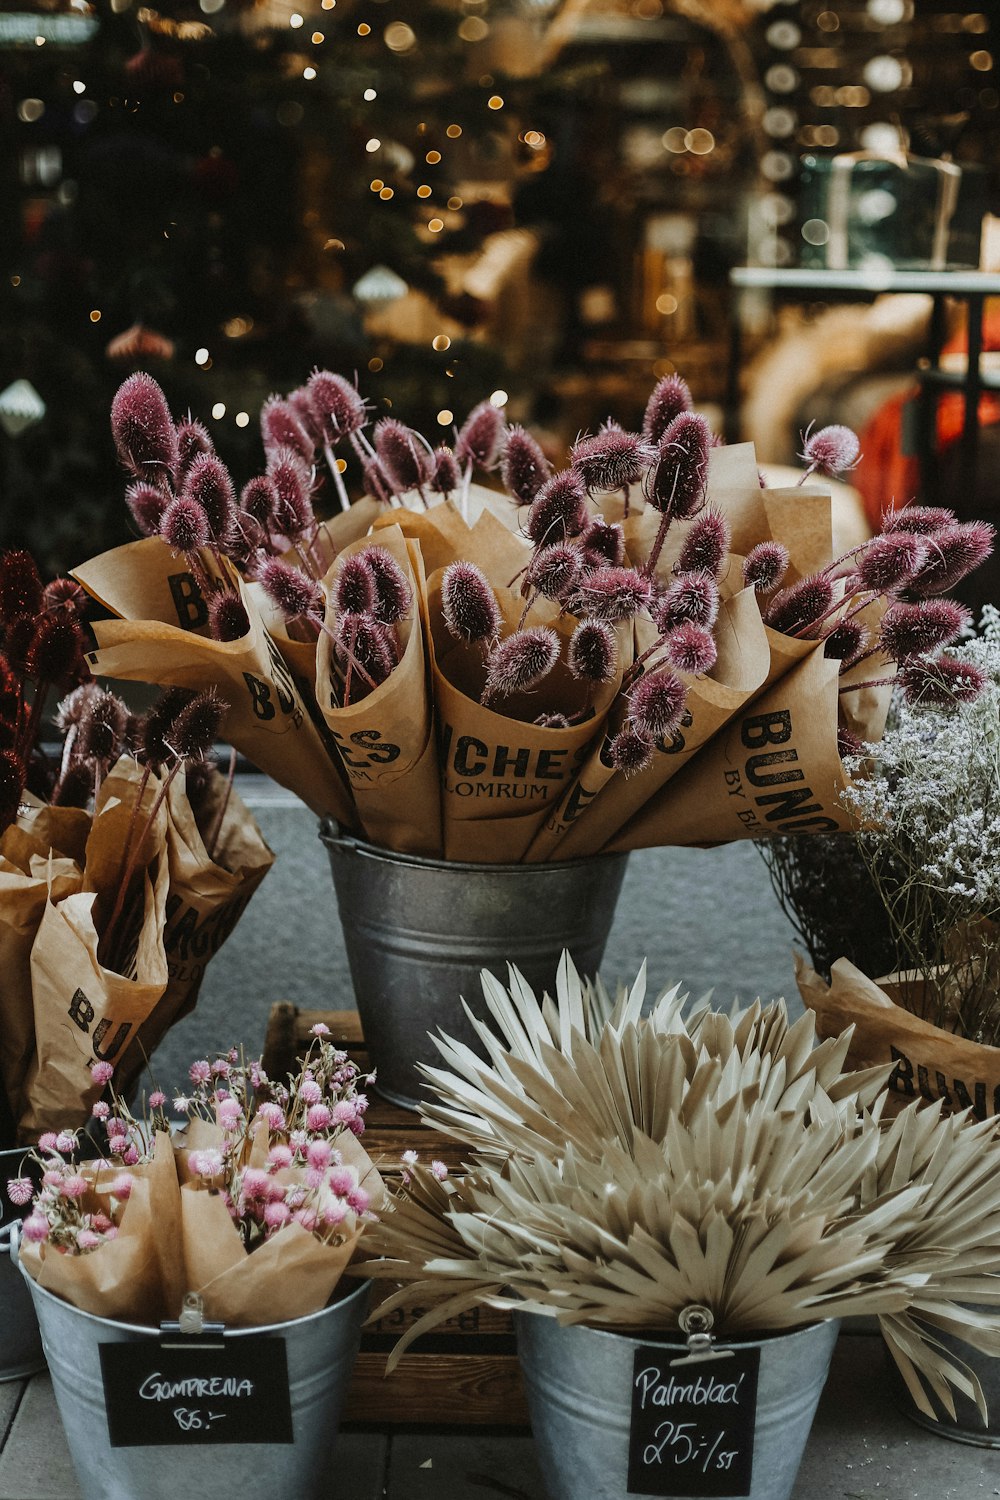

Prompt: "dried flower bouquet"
[0,548,274,1147]
[70,370,992,863]
[363,957,1000,1424]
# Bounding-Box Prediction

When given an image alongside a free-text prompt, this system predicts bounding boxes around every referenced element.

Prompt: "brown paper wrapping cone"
[530,587,772,862]
[796,955,1000,1119]
[74,538,355,824]
[315,525,443,856]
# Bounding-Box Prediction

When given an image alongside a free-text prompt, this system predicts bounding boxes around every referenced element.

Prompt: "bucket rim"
[318,820,630,876]
[19,1261,370,1338]
[514,1310,840,1357]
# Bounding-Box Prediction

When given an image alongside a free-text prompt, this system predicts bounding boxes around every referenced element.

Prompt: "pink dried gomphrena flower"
[797,423,860,483]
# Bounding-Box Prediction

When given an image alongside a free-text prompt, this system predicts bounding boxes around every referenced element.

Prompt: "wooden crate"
[262,1002,528,1428]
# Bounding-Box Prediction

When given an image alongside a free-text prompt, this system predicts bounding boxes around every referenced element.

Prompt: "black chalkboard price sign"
[627,1345,761,1497]
[99,1335,294,1447]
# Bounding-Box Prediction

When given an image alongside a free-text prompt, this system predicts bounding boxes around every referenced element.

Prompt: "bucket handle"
[1,1219,20,1265]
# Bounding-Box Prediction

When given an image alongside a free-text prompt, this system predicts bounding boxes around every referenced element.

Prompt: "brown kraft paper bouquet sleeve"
[314,525,443,856]
[427,575,626,864]
[796,956,1000,1120]
[74,537,355,824]
[116,771,276,1089]
[527,586,771,862]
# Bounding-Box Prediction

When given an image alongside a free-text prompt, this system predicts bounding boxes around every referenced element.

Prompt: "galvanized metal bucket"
[321,823,629,1110]
[17,1241,369,1500]
[515,1312,840,1500]
[0,1147,45,1381]
[885,1310,1000,1448]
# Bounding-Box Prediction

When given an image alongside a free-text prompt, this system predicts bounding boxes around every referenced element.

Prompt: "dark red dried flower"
[663,622,717,676]
[441,561,501,644]
[335,614,397,690]
[125,481,168,537]
[209,593,251,642]
[575,567,651,622]
[256,558,323,622]
[332,556,377,617]
[743,541,789,594]
[110,372,179,479]
[364,547,411,624]
[307,370,367,442]
[141,687,195,766]
[526,543,582,600]
[608,727,654,777]
[525,472,589,545]
[0,551,43,624]
[3,616,36,675]
[25,614,84,682]
[0,748,26,832]
[363,457,394,506]
[52,761,92,810]
[571,422,648,493]
[879,599,970,661]
[172,689,228,759]
[288,388,323,446]
[78,689,128,761]
[653,571,720,633]
[677,508,730,577]
[629,668,687,742]
[261,395,315,463]
[909,520,996,598]
[501,426,552,506]
[267,448,315,538]
[176,417,214,478]
[799,423,860,477]
[374,419,431,494]
[182,453,237,546]
[855,532,927,593]
[429,448,462,497]
[568,619,618,683]
[763,574,836,637]
[161,496,210,554]
[644,412,710,519]
[579,518,625,568]
[900,653,986,708]
[483,626,560,704]
[240,476,277,530]
[455,401,505,472]
[881,504,955,538]
[823,619,867,662]
[837,726,864,760]
[642,374,692,445]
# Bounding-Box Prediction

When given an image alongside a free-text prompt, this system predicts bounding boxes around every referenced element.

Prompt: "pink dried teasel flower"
[365,547,411,624]
[763,574,836,637]
[525,472,589,545]
[571,422,648,494]
[240,475,278,530]
[0,551,43,623]
[568,619,618,683]
[900,653,987,707]
[628,668,687,741]
[267,448,315,538]
[881,504,955,537]
[110,372,179,480]
[334,613,398,695]
[644,412,711,519]
[608,727,654,776]
[160,495,210,554]
[429,447,461,497]
[909,520,996,598]
[677,508,730,578]
[374,418,431,494]
[798,422,860,481]
[171,689,228,759]
[823,618,867,662]
[579,517,625,568]
[25,614,84,683]
[77,689,128,762]
[574,566,651,622]
[743,541,789,594]
[257,557,324,623]
[125,480,168,537]
[209,593,251,642]
[642,373,692,445]
[363,456,394,506]
[332,555,377,617]
[43,577,87,616]
[662,622,717,676]
[482,626,560,705]
[175,416,214,478]
[855,532,927,593]
[441,561,502,644]
[182,453,237,546]
[261,395,315,463]
[455,401,505,472]
[879,598,971,661]
[653,571,720,633]
[307,370,368,441]
[288,387,322,445]
[501,426,551,505]
[525,542,582,601]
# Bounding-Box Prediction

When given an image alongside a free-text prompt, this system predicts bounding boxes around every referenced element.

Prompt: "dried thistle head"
[909,520,996,598]
[110,372,179,480]
[855,532,927,594]
[306,369,368,442]
[256,558,323,623]
[823,618,867,663]
[677,508,730,577]
[568,619,618,683]
[525,542,582,601]
[261,395,315,463]
[0,748,25,833]
[125,481,168,538]
[171,689,228,760]
[644,412,710,519]
[571,422,648,493]
[629,667,687,741]
[579,517,625,569]
[334,613,398,691]
[175,416,214,479]
[662,621,717,676]
[501,426,551,506]
[374,418,431,494]
[608,726,654,776]
[441,561,501,645]
[525,472,589,545]
[209,593,251,642]
[881,504,955,538]
[642,373,692,445]
[763,574,836,637]
[181,453,237,547]
[0,551,43,625]
[900,653,987,707]
[332,555,377,618]
[574,566,651,623]
[240,475,277,531]
[879,599,970,662]
[454,400,505,472]
[266,448,314,538]
[140,687,196,767]
[800,422,860,477]
[743,541,789,594]
[77,689,128,762]
[160,496,210,554]
[654,571,720,633]
[482,626,560,704]
[24,614,84,683]
[429,447,461,498]
[364,547,411,624]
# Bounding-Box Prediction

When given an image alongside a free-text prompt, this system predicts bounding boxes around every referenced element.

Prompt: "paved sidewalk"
[0,1330,995,1499]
